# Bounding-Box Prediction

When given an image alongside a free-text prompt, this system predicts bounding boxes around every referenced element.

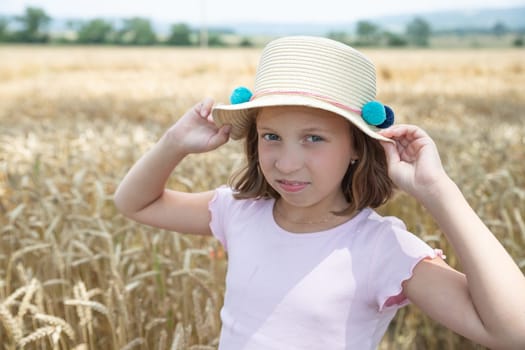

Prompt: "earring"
[351,159,358,165]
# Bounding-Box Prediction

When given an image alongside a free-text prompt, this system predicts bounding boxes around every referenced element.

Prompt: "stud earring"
[351,159,358,165]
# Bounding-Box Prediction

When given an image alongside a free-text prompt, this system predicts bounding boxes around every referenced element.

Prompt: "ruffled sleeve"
[367,216,444,312]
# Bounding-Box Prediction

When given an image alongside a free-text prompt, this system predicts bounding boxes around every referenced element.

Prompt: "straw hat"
[212,36,394,142]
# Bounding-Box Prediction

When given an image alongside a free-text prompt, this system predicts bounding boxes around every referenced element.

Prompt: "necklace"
[273,203,341,225]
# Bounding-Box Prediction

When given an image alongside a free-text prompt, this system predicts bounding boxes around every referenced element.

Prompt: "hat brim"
[212,94,393,142]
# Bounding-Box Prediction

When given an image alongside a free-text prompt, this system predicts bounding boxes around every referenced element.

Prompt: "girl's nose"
[274,147,302,174]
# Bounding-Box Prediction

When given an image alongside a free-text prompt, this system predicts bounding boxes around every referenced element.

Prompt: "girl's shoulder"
[355,208,437,262]
[210,186,273,215]
[351,208,434,255]
[355,208,407,234]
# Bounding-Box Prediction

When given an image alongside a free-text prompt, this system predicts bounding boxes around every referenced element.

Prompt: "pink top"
[209,187,442,350]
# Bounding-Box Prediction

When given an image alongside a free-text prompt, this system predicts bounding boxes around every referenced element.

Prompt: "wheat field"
[0,45,524,349]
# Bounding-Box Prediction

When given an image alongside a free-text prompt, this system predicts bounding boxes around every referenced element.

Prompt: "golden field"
[0,45,524,349]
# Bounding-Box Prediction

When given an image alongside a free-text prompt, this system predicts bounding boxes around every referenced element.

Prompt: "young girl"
[114,36,525,349]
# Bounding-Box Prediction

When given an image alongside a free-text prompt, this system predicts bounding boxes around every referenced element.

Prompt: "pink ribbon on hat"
[250,89,363,115]
[250,89,394,128]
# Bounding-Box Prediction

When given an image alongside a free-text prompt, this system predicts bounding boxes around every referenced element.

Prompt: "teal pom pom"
[377,105,394,128]
[361,101,386,126]
[230,86,253,104]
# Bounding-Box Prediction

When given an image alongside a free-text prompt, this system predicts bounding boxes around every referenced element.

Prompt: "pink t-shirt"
[209,187,442,350]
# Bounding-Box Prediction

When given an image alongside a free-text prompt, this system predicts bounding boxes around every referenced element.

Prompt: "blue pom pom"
[230,86,253,104]
[377,105,395,128]
[361,101,386,126]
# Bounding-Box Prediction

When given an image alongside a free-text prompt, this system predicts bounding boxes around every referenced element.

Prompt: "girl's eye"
[262,133,280,141]
[305,135,324,142]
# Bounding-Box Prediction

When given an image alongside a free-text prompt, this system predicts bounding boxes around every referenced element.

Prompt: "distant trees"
[406,17,431,46]
[0,5,434,47]
[384,32,408,47]
[352,18,430,47]
[118,17,157,45]
[239,37,254,47]
[13,7,51,42]
[0,18,8,41]
[0,6,522,48]
[355,21,381,46]
[167,23,192,46]
[326,31,349,44]
[0,6,232,46]
[0,6,194,46]
[69,17,159,45]
[77,19,114,44]
[492,21,507,37]
[207,33,226,47]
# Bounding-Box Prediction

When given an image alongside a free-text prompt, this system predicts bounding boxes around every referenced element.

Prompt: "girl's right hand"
[166,97,231,154]
[379,124,448,203]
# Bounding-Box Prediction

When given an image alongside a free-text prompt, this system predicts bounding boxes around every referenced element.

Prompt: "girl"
[114,36,525,349]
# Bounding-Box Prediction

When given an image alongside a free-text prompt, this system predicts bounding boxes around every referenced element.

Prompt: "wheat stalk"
[157,330,167,350]
[34,313,76,341]
[121,337,145,350]
[17,278,39,322]
[170,322,185,350]
[3,284,30,307]
[5,245,49,291]
[72,282,90,328]
[17,325,58,347]
[64,299,109,316]
[145,317,166,332]
[71,344,89,350]
[204,297,219,336]
[193,288,208,344]
[0,303,23,343]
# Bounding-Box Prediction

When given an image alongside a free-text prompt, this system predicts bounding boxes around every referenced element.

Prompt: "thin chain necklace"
[274,202,343,225]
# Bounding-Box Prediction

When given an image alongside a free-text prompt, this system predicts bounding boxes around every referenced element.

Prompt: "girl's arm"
[380,125,525,349]
[114,98,231,235]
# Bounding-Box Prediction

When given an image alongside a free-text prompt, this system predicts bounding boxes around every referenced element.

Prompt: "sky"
[1,0,524,24]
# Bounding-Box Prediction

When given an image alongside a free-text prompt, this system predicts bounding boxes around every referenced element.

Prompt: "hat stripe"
[260,41,377,85]
[251,90,362,115]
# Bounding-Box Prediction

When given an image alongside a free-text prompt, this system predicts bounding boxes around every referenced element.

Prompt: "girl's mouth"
[277,179,309,193]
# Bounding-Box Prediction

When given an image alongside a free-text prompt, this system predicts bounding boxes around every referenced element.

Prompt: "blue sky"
[1,0,523,24]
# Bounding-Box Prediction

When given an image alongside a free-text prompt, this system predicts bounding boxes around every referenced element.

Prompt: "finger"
[200,97,214,117]
[395,137,411,149]
[380,140,400,164]
[221,124,232,135]
[380,124,423,141]
[208,125,231,149]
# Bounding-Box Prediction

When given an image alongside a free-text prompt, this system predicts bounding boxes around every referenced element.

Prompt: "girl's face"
[257,106,356,214]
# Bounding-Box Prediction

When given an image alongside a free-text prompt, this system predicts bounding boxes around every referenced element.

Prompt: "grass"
[0,45,524,349]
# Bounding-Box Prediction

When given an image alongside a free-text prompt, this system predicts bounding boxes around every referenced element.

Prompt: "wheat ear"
[17,326,57,347]
[0,303,22,343]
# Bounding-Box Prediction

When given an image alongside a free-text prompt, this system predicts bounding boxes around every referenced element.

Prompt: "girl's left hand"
[379,125,449,201]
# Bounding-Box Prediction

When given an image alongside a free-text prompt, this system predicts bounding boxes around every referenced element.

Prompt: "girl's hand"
[166,97,231,154]
[379,125,449,201]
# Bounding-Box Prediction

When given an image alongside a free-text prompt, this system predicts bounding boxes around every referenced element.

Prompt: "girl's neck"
[273,199,356,233]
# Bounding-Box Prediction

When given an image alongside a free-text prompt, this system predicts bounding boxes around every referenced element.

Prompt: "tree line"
[0,7,229,46]
[0,7,522,47]
[330,18,432,47]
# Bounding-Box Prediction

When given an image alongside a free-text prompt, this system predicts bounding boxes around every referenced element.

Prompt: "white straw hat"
[212,36,394,142]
